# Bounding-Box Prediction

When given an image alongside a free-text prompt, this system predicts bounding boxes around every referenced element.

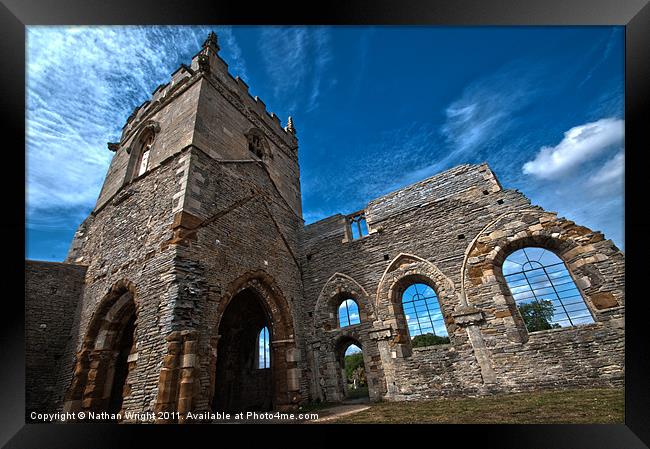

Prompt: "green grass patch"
[330,388,624,424]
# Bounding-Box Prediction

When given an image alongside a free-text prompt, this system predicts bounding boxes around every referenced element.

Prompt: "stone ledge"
[452,306,485,326]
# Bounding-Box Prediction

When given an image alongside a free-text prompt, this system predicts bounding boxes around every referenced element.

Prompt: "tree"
[345,352,366,386]
[411,333,450,348]
[518,300,561,332]
[344,352,364,384]
[351,366,366,388]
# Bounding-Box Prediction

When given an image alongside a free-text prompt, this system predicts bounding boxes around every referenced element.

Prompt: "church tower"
[60,32,306,420]
[25,29,625,423]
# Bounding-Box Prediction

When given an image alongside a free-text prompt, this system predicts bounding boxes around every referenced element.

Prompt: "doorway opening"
[107,313,136,415]
[213,287,273,412]
[338,340,369,401]
[64,282,138,420]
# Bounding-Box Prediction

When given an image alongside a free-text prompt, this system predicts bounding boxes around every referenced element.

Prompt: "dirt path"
[309,401,372,423]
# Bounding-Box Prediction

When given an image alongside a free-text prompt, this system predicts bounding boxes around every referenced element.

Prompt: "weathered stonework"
[25,262,88,417]
[25,33,625,421]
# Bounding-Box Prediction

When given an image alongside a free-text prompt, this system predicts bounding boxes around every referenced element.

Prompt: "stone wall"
[25,261,87,415]
[57,151,185,418]
[189,45,301,216]
[24,33,625,418]
[302,163,625,401]
[168,146,307,413]
[34,37,307,420]
[95,69,202,211]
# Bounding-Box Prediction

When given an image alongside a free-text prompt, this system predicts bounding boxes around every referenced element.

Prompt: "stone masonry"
[25,32,625,422]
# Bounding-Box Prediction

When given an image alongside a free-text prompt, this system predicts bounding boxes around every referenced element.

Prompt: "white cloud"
[519,146,624,250]
[586,151,624,196]
[523,118,624,180]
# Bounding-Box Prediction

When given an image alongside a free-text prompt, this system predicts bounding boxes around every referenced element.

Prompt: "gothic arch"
[245,127,271,159]
[332,335,366,400]
[215,270,295,341]
[376,254,455,316]
[375,254,456,346]
[207,270,299,411]
[64,279,139,416]
[124,120,160,182]
[311,273,386,402]
[462,209,624,341]
[126,120,160,155]
[313,272,374,331]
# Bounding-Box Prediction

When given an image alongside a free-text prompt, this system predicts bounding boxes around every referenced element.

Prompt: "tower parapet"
[94,31,300,214]
[187,32,298,157]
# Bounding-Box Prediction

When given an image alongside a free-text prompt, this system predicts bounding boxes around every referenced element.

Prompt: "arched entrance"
[213,287,273,412]
[64,280,138,418]
[107,313,136,414]
[208,271,301,413]
[335,337,369,402]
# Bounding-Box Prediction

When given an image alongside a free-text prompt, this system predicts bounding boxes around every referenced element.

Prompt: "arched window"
[401,283,449,346]
[257,326,270,369]
[502,247,594,332]
[246,128,270,159]
[136,133,153,177]
[338,299,360,327]
[347,212,369,240]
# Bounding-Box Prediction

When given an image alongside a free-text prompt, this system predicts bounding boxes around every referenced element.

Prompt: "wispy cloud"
[219,28,249,80]
[301,122,441,223]
[350,29,375,100]
[308,29,333,111]
[356,61,545,194]
[26,26,244,232]
[578,28,619,89]
[259,27,332,113]
[441,61,543,162]
[522,118,624,180]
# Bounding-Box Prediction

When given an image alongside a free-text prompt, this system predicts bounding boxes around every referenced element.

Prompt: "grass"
[329,388,624,424]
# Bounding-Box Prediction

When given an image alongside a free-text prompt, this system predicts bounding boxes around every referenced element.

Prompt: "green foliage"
[411,333,450,348]
[344,351,368,398]
[344,352,364,383]
[518,300,561,332]
[351,366,366,387]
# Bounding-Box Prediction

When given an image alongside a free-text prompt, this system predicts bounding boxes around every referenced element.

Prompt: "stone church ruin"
[25,32,625,422]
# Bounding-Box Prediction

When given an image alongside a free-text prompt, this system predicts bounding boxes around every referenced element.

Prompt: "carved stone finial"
[285,116,296,135]
[198,32,219,73]
[107,142,119,152]
[202,31,220,53]
[198,53,210,73]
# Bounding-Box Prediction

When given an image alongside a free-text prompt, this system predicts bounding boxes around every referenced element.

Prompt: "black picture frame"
[5,1,648,447]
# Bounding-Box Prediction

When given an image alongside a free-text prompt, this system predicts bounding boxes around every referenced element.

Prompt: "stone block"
[590,292,618,310]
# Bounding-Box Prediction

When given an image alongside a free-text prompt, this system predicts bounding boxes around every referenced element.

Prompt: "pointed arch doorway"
[64,281,138,419]
[213,287,274,412]
[209,272,300,414]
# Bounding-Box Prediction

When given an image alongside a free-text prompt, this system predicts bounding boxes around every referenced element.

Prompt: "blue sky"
[26,26,624,261]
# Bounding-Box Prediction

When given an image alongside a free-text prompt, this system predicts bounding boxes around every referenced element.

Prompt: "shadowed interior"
[213,288,273,412]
